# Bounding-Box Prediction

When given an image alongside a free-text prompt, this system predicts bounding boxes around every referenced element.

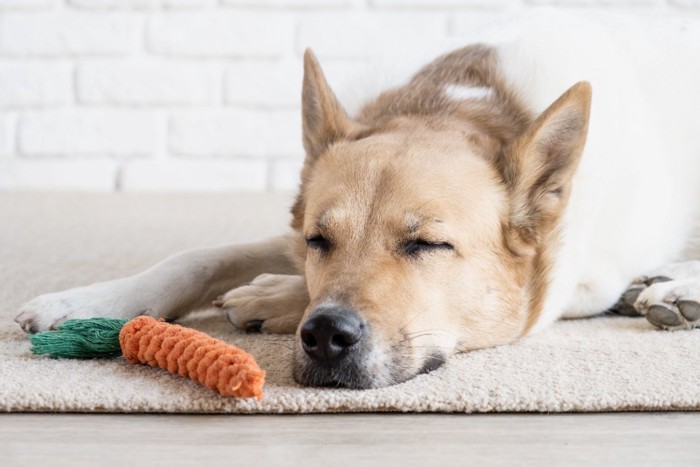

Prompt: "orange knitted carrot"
[118,316,265,399]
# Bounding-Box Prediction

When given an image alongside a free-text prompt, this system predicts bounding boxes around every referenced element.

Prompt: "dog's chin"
[292,358,378,389]
[291,347,447,389]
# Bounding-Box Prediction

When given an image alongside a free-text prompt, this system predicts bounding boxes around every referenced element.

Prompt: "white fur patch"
[444,84,494,101]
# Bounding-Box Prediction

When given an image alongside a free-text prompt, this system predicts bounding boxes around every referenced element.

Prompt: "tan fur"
[289,47,592,385]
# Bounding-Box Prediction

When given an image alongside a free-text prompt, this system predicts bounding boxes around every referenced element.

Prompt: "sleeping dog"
[15,14,700,389]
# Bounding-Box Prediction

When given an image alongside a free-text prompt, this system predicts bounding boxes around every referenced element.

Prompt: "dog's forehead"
[314,131,489,187]
[304,134,506,234]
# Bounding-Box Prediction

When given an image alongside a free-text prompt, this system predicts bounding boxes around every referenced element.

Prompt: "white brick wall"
[78,61,222,105]
[298,13,448,58]
[0,115,13,156]
[0,63,72,106]
[147,12,294,58]
[0,0,697,192]
[0,12,141,56]
[19,110,159,156]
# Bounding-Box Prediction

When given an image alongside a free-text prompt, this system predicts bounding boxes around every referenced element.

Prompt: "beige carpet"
[1,193,699,413]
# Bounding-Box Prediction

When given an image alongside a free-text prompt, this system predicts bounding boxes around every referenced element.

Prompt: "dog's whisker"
[391,328,455,346]
[401,328,454,337]
[250,338,296,352]
[394,334,436,345]
[398,308,429,334]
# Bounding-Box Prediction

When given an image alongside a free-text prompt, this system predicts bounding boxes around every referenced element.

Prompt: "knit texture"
[120,316,264,399]
[1,193,699,413]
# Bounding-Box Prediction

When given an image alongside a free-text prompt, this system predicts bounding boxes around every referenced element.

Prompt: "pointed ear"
[503,81,592,244]
[302,48,353,162]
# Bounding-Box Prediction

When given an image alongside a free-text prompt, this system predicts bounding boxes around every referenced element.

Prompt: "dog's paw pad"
[613,275,676,317]
[678,300,700,321]
[633,277,700,330]
[612,262,700,330]
[643,276,673,286]
[613,286,645,316]
[615,276,676,316]
[646,305,683,328]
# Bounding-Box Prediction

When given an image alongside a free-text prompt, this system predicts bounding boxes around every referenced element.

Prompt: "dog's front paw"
[614,261,700,329]
[613,275,673,317]
[214,274,308,334]
[15,291,89,334]
[613,261,700,330]
[632,277,700,330]
[14,281,147,334]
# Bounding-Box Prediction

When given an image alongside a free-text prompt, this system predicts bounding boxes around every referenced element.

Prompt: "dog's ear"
[503,81,592,246]
[302,48,353,162]
[291,49,354,231]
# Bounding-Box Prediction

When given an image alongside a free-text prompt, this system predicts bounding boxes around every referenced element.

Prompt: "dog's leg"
[14,235,298,333]
[613,261,700,330]
[214,274,309,334]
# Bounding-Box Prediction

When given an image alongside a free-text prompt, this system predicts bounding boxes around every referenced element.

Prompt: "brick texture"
[0,114,13,156]
[0,12,140,56]
[372,0,510,7]
[670,0,700,8]
[78,61,222,105]
[0,63,72,106]
[147,12,294,58]
[121,160,267,192]
[225,60,302,107]
[70,0,162,7]
[0,1,696,192]
[19,110,158,156]
[223,0,353,6]
[0,0,58,8]
[270,157,304,192]
[298,13,448,58]
[170,110,269,157]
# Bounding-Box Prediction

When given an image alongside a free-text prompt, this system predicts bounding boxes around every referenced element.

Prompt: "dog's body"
[493,15,700,330]
[15,13,700,388]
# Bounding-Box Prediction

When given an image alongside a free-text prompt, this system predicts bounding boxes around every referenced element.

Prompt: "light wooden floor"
[2,413,699,466]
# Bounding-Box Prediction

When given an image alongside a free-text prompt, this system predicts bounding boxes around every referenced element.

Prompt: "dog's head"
[291,50,591,388]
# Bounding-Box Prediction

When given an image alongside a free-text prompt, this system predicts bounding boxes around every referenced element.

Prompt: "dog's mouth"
[291,346,447,389]
[417,352,447,375]
[292,356,374,389]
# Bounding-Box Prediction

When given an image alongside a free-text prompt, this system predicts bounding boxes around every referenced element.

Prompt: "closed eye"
[403,239,454,257]
[306,235,331,253]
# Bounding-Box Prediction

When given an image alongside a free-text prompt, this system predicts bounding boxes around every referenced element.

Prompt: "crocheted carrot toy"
[30,316,265,399]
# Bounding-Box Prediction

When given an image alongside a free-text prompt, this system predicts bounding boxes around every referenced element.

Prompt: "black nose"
[300,306,364,363]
